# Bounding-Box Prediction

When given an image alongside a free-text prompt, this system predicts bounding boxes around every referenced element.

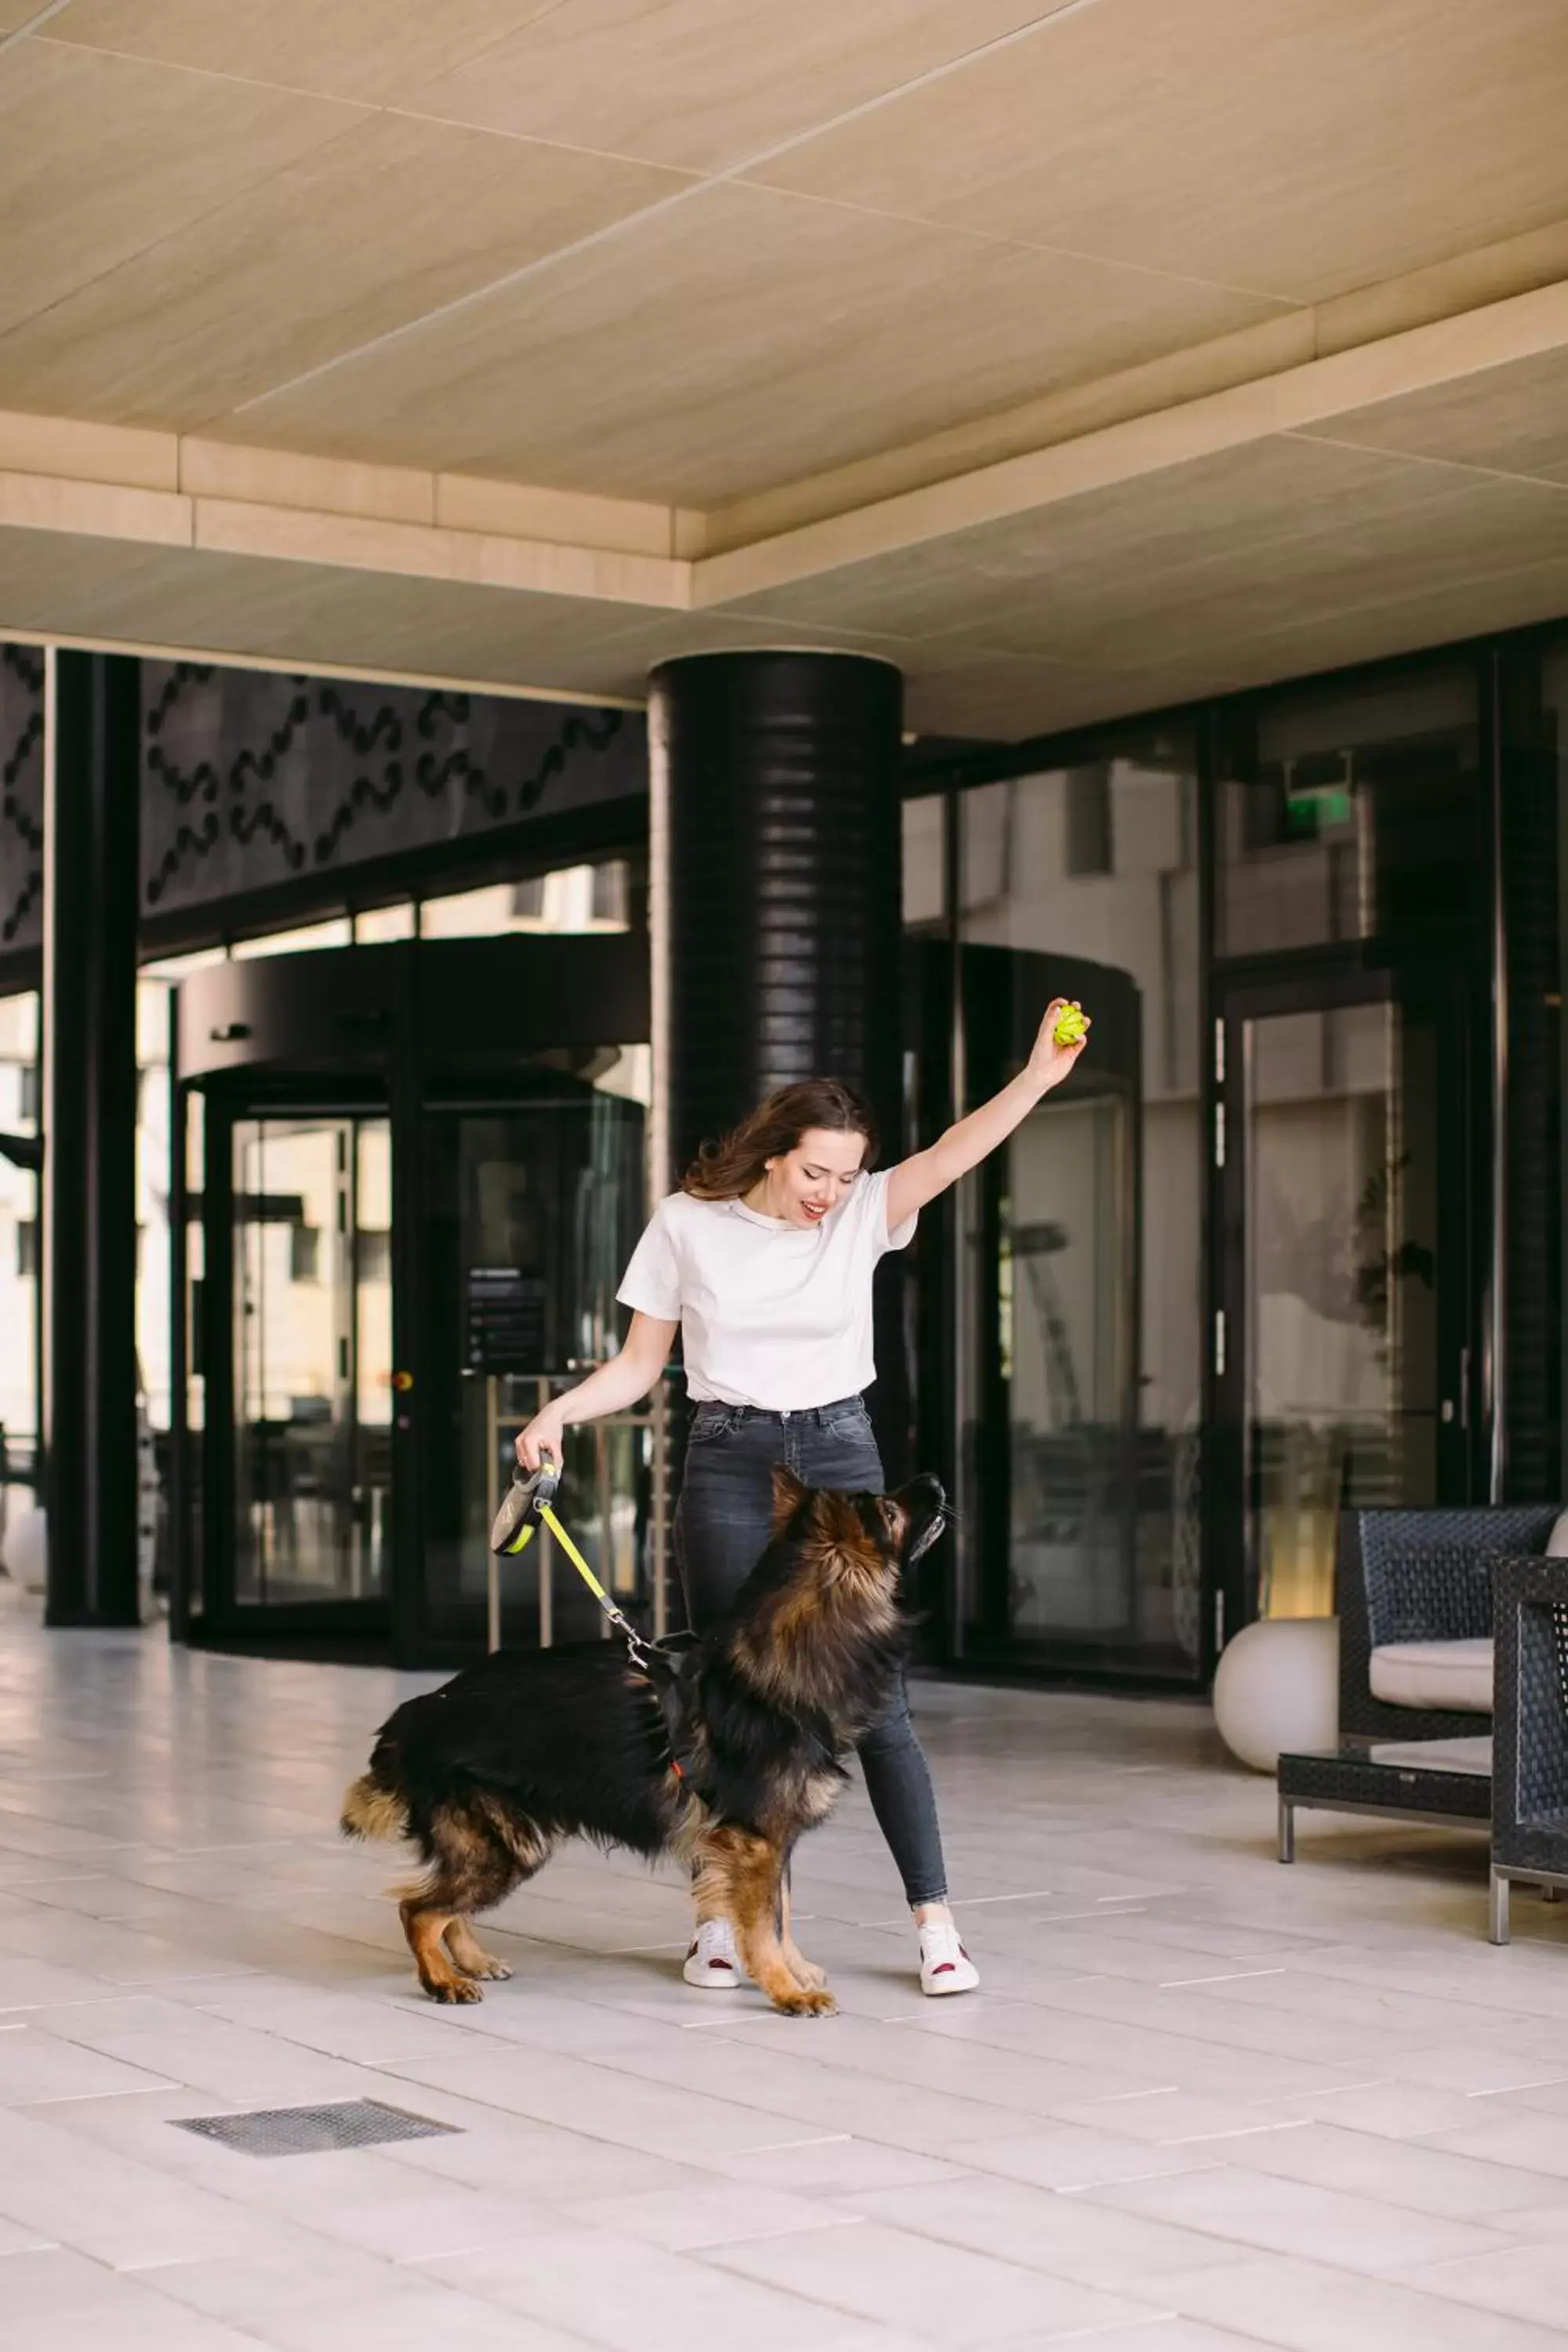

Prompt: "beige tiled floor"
[2,1585,1568,2349]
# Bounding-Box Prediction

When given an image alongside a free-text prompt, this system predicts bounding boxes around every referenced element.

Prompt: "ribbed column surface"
[648,652,903,1189]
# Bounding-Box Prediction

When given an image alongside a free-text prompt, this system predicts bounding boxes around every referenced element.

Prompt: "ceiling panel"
[0,113,688,430]
[927,477,1568,665]
[1293,346,1568,485]
[43,0,558,107]
[0,524,643,686]
[948,483,1568,668]
[724,436,1497,638]
[753,0,1568,307]
[231,181,1286,502]
[1208,546,1568,692]
[901,645,1249,741]
[714,437,1568,730]
[405,0,1056,177]
[0,38,365,340]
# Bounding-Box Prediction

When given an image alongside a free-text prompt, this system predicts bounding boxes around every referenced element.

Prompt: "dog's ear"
[770,1464,809,1532]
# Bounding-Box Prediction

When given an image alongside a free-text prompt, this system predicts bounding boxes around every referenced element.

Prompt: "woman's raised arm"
[884,999,1090,1232]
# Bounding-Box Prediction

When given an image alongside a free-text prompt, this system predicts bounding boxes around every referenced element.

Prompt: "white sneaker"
[684,1918,743,1988]
[918,1920,979,1996]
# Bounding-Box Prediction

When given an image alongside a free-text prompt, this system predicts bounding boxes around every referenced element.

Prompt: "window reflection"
[353,902,416,943]
[231,918,353,960]
[1219,671,1481,957]
[420,861,632,938]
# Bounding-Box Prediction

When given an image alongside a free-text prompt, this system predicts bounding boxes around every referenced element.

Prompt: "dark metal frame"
[191,1075,392,1653]
[1490,1551,1568,1942]
[170,931,648,1666]
[1277,1742,1493,1864]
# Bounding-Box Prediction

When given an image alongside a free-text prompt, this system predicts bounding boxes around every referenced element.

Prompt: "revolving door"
[170,934,658,1664]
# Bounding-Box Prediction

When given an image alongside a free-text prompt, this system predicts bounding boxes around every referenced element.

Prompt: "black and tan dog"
[342,1467,946,2016]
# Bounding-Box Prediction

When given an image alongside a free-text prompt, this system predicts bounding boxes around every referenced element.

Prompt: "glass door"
[209,1108,394,1632]
[994,1085,1138,1650]
[1218,969,1477,1635]
[419,1076,655,1656]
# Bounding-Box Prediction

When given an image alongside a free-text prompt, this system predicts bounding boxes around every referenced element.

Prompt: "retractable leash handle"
[489,1454,561,1557]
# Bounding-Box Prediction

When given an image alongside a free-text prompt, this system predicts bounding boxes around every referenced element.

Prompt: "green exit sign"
[1283,780,1352,837]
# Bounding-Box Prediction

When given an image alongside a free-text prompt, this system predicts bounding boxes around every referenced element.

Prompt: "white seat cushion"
[1548,1511,1568,1557]
[1370,1638,1493,1713]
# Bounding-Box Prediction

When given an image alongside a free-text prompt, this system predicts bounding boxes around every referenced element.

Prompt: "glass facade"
[908,728,1206,1678]
[5,629,1568,1676]
[902,648,1513,1681]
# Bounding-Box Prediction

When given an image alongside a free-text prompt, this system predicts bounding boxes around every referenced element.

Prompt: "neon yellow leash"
[492,1462,648,1660]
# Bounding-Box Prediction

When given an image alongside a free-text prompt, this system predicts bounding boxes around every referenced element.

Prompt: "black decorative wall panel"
[140,663,647,915]
[0,644,44,953]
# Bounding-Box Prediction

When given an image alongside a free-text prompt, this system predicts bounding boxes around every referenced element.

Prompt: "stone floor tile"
[709,2132,968,2195]
[1086,2164,1526,2278]
[1045,2089,1320,2146]
[0,2022,177,2104]
[420,2226,890,2352]
[559,2176,858,2249]
[1160,2251,1568,2350]
[1222,2117,1568,2219]
[704,2215,1168,2343]
[378,2038,816,2159]
[1421,2104,1568,2180]
[839,2171,1256,2289]
[1398,2241,1568,2328]
[1377,2043,1568,2096]
[1005,2325,1273,2352]
[949,2121,1223,2190]
[1244,2078,1490,2139]
[230,2275,592,2352]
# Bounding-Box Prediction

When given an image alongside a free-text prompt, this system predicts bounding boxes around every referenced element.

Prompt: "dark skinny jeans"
[673,1394,948,1907]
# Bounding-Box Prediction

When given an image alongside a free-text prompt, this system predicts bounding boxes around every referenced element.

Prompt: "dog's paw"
[424,1977,484,2004]
[773,1986,837,2018]
[790,1958,829,1991]
[465,1957,512,1982]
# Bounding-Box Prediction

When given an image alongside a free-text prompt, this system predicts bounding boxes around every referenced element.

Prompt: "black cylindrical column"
[648,650,910,1476]
[43,650,142,1625]
[647,651,905,1189]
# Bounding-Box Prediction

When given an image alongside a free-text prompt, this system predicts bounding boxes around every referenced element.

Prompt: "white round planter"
[1214,1616,1339,1773]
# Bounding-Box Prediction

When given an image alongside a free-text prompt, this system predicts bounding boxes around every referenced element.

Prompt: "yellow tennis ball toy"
[1052,1004,1089,1048]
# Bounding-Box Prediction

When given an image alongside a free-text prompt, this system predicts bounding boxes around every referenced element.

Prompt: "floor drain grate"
[173,2099,459,2158]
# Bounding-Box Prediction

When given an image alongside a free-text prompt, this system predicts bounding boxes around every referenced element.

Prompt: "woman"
[517,996,1090,1997]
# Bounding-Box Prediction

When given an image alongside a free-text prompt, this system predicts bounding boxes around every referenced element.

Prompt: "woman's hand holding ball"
[1029,998,1091,1083]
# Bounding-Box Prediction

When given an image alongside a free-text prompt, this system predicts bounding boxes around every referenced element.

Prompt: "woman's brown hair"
[682,1079,878,1201]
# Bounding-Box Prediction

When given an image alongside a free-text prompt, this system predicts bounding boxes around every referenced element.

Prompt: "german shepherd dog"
[342,1467,946,2016]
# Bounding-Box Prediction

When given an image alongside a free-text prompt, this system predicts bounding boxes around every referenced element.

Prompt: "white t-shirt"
[615,1171,916,1411]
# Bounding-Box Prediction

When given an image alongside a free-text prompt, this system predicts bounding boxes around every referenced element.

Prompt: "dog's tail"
[340,1768,408,1845]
